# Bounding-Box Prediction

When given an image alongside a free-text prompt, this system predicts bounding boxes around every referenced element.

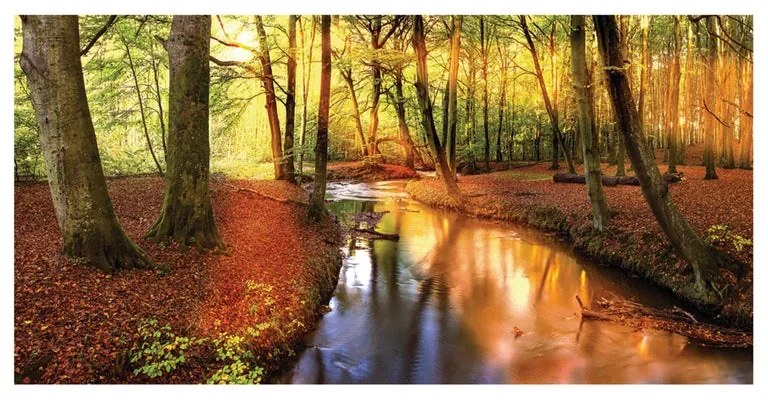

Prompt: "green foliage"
[705,224,752,253]
[207,334,264,384]
[130,318,203,378]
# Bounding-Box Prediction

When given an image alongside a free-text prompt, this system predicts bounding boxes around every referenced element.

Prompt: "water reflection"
[283,181,752,384]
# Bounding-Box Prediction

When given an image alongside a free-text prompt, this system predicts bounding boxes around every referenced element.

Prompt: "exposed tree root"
[576,295,752,348]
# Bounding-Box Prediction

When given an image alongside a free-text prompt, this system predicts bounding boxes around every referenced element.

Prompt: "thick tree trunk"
[20,15,155,272]
[412,15,462,203]
[447,16,462,174]
[519,15,575,174]
[703,17,719,180]
[284,15,298,183]
[255,16,287,181]
[308,15,332,222]
[147,15,221,251]
[570,15,611,230]
[594,15,741,293]
[667,16,682,174]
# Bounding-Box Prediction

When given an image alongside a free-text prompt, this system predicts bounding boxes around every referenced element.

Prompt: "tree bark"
[737,61,753,169]
[20,15,155,272]
[412,15,462,203]
[594,15,741,293]
[255,16,286,181]
[150,56,168,162]
[519,15,575,174]
[480,16,491,171]
[284,15,298,183]
[298,16,316,179]
[447,16,462,173]
[666,16,682,174]
[308,15,332,222]
[570,15,611,230]
[703,17,719,180]
[147,15,222,251]
[340,67,368,156]
[391,68,416,168]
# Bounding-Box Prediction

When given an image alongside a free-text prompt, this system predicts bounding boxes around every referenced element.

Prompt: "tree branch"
[80,15,118,56]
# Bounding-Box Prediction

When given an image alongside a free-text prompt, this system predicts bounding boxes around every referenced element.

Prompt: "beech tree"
[148,15,222,251]
[412,15,462,203]
[19,15,155,272]
[308,15,332,222]
[593,15,741,293]
[570,15,611,230]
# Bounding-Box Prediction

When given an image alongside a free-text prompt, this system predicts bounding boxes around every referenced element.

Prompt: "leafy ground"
[407,162,753,329]
[14,177,341,383]
[327,161,419,182]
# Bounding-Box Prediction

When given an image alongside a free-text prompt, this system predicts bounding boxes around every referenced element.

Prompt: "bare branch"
[80,15,118,56]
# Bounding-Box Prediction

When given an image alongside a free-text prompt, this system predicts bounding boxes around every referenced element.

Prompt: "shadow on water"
[281,181,752,384]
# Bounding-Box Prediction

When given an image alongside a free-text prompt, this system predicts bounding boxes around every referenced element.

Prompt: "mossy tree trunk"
[19,15,155,273]
[147,15,222,252]
[594,15,741,293]
[308,15,332,222]
[570,15,611,231]
[412,15,462,203]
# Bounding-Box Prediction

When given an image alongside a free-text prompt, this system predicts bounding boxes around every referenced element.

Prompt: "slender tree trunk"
[122,36,164,176]
[519,15,575,173]
[150,56,167,162]
[284,15,298,183]
[413,15,462,203]
[480,16,491,171]
[496,39,507,162]
[571,15,611,230]
[667,16,681,174]
[20,15,155,272]
[340,68,368,156]
[594,15,741,293]
[308,15,332,222]
[148,15,221,251]
[447,16,462,173]
[738,61,753,169]
[255,15,286,180]
[703,16,719,180]
[392,69,416,168]
[298,16,316,180]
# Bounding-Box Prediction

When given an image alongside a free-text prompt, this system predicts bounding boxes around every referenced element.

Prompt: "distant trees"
[19,15,155,272]
[148,15,222,251]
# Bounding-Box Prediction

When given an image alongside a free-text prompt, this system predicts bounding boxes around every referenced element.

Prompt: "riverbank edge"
[405,178,751,331]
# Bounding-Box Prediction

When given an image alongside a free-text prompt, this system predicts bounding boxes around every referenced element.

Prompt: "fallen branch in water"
[351,228,400,241]
[575,295,752,348]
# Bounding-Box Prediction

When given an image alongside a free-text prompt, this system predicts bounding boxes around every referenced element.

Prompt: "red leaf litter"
[14,177,340,383]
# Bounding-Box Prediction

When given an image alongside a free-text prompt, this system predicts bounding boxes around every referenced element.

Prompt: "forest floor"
[406,162,753,330]
[327,161,419,182]
[14,177,342,384]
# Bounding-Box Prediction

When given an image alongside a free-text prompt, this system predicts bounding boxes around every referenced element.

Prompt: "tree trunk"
[122,35,164,176]
[570,15,611,231]
[496,39,507,163]
[298,16,317,180]
[738,61,753,169]
[594,15,741,293]
[150,56,168,162]
[308,15,332,222]
[340,67,368,156]
[20,15,155,272]
[392,69,416,168]
[447,16,462,173]
[480,16,491,171]
[667,16,681,174]
[255,16,286,181]
[519,15,575,174]
[412,15,462,203]
[284,15,298,183]
[147,15,221,251]
[703,17,719,180]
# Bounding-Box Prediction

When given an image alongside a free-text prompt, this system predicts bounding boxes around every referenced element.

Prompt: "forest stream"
[279,179,752,384]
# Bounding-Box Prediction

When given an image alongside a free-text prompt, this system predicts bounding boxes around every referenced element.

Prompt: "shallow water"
[282,180,752,384]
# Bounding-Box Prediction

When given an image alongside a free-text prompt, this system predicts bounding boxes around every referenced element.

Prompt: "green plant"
[705,224,752,253]
[207,334,264,384]
[130,318,203,378]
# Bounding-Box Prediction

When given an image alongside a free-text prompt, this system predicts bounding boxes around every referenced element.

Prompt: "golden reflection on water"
[286,182,752,384]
